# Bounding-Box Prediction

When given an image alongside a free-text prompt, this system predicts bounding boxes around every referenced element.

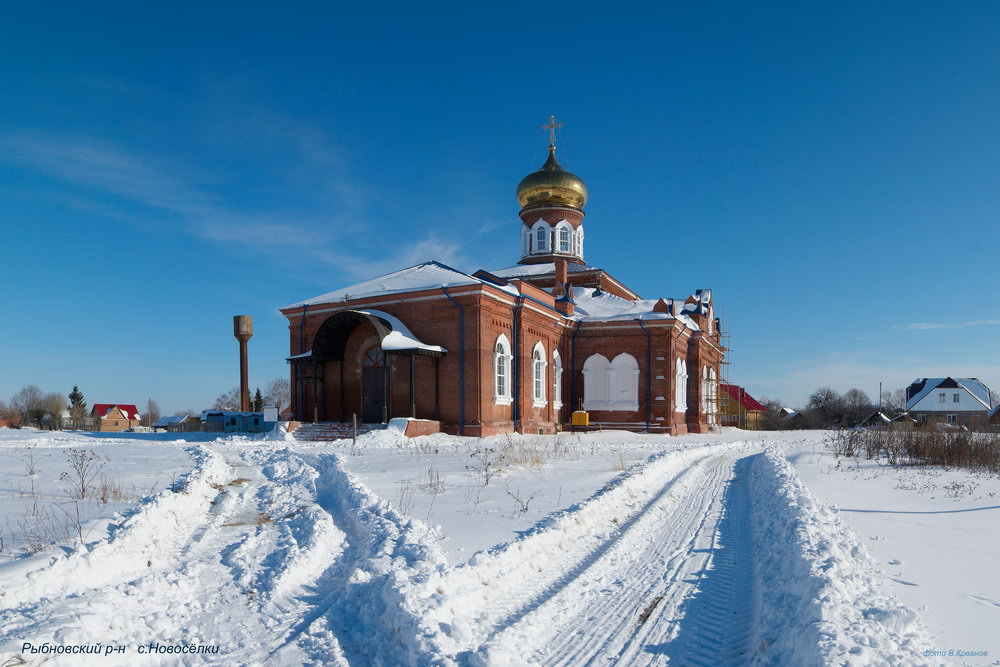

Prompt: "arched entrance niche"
[292,310,444,423]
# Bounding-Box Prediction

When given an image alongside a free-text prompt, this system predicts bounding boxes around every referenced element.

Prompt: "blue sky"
[2,2,999,413]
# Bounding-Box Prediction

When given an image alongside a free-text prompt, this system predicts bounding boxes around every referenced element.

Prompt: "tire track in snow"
[651,454,760,666]
[271,452,448,667]
[469,450,758,666]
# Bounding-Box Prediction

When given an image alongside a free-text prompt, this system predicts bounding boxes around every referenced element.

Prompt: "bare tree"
[843,388,872,426]
[806,387,846,427]
[143,399,161,427]
[10,385,44,424]
[880,388,908,417]
[213,387,240,411]
[42,393,66,430]
[990,389,1000,409]
[263,378,291,413]
[757,397,788,430]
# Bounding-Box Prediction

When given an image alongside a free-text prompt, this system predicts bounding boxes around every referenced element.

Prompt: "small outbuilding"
[153,415,202,432]
[201,410,268,433]
[859,411,891,430]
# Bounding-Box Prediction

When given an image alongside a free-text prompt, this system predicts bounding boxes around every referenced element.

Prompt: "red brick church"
[280,129,724,435]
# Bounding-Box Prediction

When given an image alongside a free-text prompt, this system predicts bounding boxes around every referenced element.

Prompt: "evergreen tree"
[253,387,264,412]
[67,385,88,429]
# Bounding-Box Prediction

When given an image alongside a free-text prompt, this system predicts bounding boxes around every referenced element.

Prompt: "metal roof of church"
[282,261,503,309]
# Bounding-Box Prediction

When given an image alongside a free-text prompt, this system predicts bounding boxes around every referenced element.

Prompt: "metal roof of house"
[904,377,991,411]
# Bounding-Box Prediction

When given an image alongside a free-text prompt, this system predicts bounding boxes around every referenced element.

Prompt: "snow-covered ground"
[789,438,1000,665]
[0,426,993,665]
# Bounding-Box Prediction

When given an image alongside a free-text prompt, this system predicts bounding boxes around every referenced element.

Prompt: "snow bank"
[749,447,931,666]
[295,452,452,665]
[0,446,228,610]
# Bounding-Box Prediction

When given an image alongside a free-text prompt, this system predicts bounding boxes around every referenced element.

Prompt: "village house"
[90,404,141,432]
[904,377,993,429]
[280,129,725,435]
[718,384,766,429]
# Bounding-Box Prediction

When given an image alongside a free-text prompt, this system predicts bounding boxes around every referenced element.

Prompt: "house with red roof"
[90,404,141,432]
[718,384,766,429]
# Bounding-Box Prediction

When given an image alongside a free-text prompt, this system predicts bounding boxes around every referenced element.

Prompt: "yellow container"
[571,411,589,427]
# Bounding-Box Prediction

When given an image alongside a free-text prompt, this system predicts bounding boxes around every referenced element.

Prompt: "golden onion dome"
[516,146,588,209]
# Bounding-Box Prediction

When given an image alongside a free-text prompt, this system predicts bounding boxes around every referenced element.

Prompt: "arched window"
[531,341,547,407]
[584,353,639,411]
[701,366,709,415]
[521,225,531,258]
[494,334,512,405]
[705,366,717,425]
[675,358,688,412]
[363,346,385,367]
[552,350,563,409]
[574,226,584,257]
[610,353,640,409]
[554,221,573,254]
[583,354,611,410]
[531,220,549,253]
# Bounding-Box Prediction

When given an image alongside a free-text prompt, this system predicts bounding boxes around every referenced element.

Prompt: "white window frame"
[675,358,688,412]
[574,225,584,258]
[531,341,547,407]
[953,393,960,403]
[530,220,550,254]
[939,392,946,403]
[494,334,512,406]
[583,353,611,410]
[609,353,640,411]
[947,414,957,424]
[552,350,563,409]
[520,225,531,258]
[554,220,573,254]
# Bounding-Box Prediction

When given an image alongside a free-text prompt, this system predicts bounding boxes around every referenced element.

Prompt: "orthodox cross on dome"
[542,115,563,147]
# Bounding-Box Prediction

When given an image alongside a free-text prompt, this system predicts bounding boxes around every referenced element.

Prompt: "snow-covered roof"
[92,404,140,420]
[904,377,991,411]
[571,287,699,328]
[153,415,191,427]
[360,309,446,354]
[283,261,488,309]
[489,262,598,278]
[862,411,891,424]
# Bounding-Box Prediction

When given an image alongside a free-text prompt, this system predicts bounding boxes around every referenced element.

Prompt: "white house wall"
[909,387,988,412]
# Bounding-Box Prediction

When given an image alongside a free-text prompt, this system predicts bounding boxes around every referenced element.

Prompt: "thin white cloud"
[0,130,473,281]
[895,319,1000,330]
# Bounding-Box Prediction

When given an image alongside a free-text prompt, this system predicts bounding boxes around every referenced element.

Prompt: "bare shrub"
[421,467,445,495]
[16,504,73,554]
[96,474,130,504]
[60,449,104,500]
[828,429,1000,473]
[396,478,415,515]
[505,483,535,516]
[467,445,504,486]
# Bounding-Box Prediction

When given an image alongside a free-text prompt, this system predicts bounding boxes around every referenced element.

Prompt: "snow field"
[749,445,931,665]
[0,429,954,666]
[788,440,1000,664]
[0,445,228,610]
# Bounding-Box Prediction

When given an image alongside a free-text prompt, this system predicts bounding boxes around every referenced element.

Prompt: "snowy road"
[0,436,931,666]
[467,448,758,665]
